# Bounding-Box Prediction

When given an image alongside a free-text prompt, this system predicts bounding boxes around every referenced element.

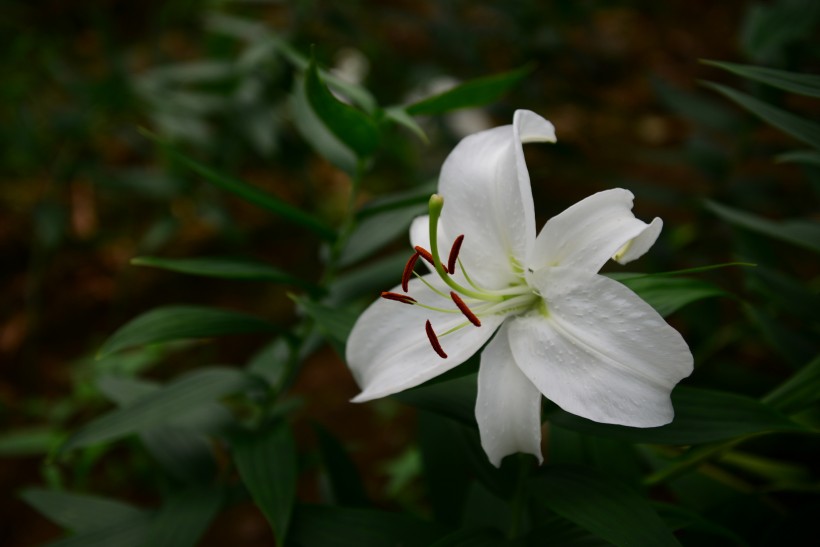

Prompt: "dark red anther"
[425,320,448,359]
[401,252,420,292]
[450,291,481,326]
[414,246,448,274]
[447,234,464,274]
[381,291,417,305]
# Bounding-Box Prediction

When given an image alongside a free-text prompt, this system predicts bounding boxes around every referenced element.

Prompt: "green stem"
[507,454,531,540]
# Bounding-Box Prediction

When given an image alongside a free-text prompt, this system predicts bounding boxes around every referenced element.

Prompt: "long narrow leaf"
[531,466,680,547]
[548,386,805,445]
[703,60,820,98]
[131,256,316,289]
[144,488,223,547]
[21,489,144,534]
[98,305,278,358]
[405,65,532,116]
[706,200,820,254]
[703,81,820,150]
[143,130,336,240]
[62,368,256,451]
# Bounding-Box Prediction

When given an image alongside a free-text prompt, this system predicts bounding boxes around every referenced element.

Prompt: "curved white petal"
[476,324,543,467]
[508,267,693,427]
[528,188,662,274]
[347,275,506,402]
[437,109,556,289]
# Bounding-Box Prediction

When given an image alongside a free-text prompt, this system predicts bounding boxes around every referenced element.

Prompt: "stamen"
[425,320,448,359]
[450,291,481,327]
[447,235,464,274]
[401,252,420,292]
[415,246,448,274]
[380,291,417,305]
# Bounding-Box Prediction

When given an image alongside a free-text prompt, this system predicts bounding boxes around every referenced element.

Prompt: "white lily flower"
[346,110,693,467]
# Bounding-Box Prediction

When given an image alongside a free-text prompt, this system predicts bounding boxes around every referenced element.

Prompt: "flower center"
[380,194,542,358]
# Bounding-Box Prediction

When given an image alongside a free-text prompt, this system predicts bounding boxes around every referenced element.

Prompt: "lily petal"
[528,188,662,274]
[347,275,505,402]
[438,109,556,288]
[509,267,693,427]
[476,324,544,467]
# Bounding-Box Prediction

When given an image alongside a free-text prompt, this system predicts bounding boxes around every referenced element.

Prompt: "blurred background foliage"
[1,0,819,545]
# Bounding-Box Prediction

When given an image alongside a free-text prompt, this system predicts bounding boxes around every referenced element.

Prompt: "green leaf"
[702,60,820,98]
[47,514,154,547]
[525,515,612,546]
[141,427,218,484]
[547,386,805,445]
[429,527,506,547]
[530,465,680,547]
[293,297,359,355]
[703,81,820,150]
[327,252,409,305]
[232,422,297,545]
[763,354,820,414]
[131,256,315,288]
[777,149,820,167]
[21,489,145,534]
[291,77,358,175]
[610,274,729,317]
[654,502,746,545]
[706,200,820,253]
[356,181,437,218]
[652,78,743,132]
[142,130,335,240]
[314,424,369,506]
[0,427,62,456]
[98,305,278,358]
[305,57,379,159]
[405,65,532,116]
[393,373,478,425]
[62,368,256,452]
[339,202,427,268]
[144,488,223,547]
[383,106,429,142]
[289,505,447,547]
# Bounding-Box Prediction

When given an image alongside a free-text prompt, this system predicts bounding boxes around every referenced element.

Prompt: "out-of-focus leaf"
[653,78,743,132]
[98,305,278,358]
[430,527,506,547]
[293,297,359,355]
[143,130,335,240]
[745,305,818,368]
[291,77,358,175]
[305,57,378,159]
[530,465,680,547]
[703,60,820,98]
[314,424,368,506]
[706,200,820,253]
[232,422,297,546]
[547,387,806,444]
[703,82,820,150]
[47,515,153,547]
[356,181,437,218]
[131,256,316,289]
[740,0,820,63]
[418,411,473,525]
[383,106,428,142]
[289,505,446,547]
[525,515,612,546]
[327,252,409,305]
[654,502,746,545]
[62,368,256,452]
[405,65,531,116]
[777,149,820,166]
[609,274,729,317]
[21,489,144,534]
[763,355,820,414]
[246,337,292,390]
[0,428,62,456]
[393,373,478,425]
[141,427,217,484]
[339,203,427,268]
[144,488,223,547]
[747,266,820,324]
